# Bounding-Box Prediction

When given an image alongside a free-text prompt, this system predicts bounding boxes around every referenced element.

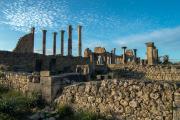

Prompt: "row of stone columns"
[41,25,82,56]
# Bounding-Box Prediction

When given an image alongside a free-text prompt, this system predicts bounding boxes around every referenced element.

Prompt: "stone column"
[146,42,154,65]
[68,25,73,56]
[113,48,116,64]
[78,25,82,57]
[90,53,95,74]
[113,48,116,55]
[121,46,127,64]
[60,30,65,56]
[53,32,57,56]
[133,49,137,62]
[153,48,158,64]
[42,30,47,55]
[31,27,35,53]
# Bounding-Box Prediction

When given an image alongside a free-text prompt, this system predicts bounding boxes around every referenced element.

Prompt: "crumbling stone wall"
[0,51,87,72]
[40,71,86,103]
[108,64,180,81]
[13,33,34,53]
[0,71,41,93]
[0,71,86,103]
[56,79,180,120]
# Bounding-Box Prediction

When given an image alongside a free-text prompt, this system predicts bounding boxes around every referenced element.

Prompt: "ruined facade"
[1,25,180,120]
[13,27,35,53]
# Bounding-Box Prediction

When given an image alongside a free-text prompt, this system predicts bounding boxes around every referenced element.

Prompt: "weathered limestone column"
[31,27,35,53]
[78,25,82,57]
[153,48,158,64]
[113,48,116,55]
[90,53,95,75]
[60,30,65,56]
[53,32,57,56]
[133,49,137,62]
[146,42,154,65]
[68,25,73,56]
[113,48,116,64]
[42,30,47,55]
[121,46,127,64]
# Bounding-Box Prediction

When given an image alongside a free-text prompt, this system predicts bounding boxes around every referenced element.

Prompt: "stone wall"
[0,71,41,94]
[0,51,87,72]
[56,79,180,120]
[40,71,86,103]
[108,64,180,81]
[0,71,86,103]
[13,33,34,53]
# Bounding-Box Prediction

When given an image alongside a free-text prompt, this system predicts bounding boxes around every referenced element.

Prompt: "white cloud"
[113,26,180,59]
[115,26,180,47]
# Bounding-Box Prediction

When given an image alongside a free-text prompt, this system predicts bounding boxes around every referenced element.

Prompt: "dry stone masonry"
[108,64,180,81]
[56,79,180,120]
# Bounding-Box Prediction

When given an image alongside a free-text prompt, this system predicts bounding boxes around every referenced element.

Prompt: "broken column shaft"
[78,25,82,57]
[122,46,127,64]
[53,32,57,56]
[61,30,65,56]
[31,27,35,53]
[146,42,154,65]
[68,25,72,56]
[133,49,137,59]
[42,30,47,55]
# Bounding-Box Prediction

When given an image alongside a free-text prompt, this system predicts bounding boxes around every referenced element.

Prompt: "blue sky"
[0,0,180,61]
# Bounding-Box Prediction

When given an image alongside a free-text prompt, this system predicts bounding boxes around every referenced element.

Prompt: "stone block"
[40,71,51,77]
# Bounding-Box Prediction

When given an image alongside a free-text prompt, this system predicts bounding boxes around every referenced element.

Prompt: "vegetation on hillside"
[0,84,43,120]
[57,105,107,120]
[0,85,107,120]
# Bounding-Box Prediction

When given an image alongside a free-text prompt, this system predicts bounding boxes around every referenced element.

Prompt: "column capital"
[145,42,154,47]
[60,30,65,33]
[121,46,127,49]
[53,32,57,35]
[42,29,47,32]
[78,25,82,29]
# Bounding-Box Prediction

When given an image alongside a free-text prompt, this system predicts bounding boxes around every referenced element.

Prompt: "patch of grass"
[0,85,44,120]
[57,105,106,120]
[0,112,16,120]
[0,85,9,94]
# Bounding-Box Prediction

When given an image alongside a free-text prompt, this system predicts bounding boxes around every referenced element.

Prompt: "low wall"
[0,71,41,94]
[108,64,180,81]
[40,72,85,102]
[0,71,85,103]
[56,79,180,120]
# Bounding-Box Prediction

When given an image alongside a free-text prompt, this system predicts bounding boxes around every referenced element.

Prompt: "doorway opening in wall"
[35,59,43,72]
[49,58,56,72]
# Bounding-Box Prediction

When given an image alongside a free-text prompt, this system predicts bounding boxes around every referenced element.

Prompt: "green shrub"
[58,105,74,118]
[57,105,106,120]
[0,88,45,120]
[74,111,99,120]
[0,112,16,120]
[0,85,9,94]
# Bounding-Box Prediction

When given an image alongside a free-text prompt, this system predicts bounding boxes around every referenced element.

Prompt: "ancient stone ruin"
[0,25,180,120]
[13,27,35,53]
